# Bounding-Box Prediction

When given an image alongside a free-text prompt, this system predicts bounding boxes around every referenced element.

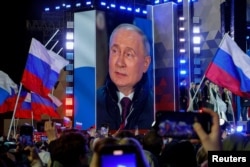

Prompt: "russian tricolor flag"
[31,92,60,118]
[21,38,69,98]
[15,91,33,119]
[205,33,250,98]
[0,71,18,105]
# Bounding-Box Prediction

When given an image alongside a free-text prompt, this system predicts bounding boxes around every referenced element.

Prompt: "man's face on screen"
[108,28,150,95]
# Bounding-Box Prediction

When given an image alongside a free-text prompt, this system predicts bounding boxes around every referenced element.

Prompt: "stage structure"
[147,2,178,111]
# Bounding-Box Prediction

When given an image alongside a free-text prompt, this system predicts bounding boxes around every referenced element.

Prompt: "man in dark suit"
[96,23,154,131]
[240,97,250,121]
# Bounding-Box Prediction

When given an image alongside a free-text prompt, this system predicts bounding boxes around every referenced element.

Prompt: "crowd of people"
[0,108,250,167]
[182,79,249,122]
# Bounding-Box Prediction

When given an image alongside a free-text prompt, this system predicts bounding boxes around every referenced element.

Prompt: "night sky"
[0,0,136,84]
[1,0,49,84]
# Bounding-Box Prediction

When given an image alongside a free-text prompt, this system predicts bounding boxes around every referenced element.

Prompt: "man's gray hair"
[109,23,151,56]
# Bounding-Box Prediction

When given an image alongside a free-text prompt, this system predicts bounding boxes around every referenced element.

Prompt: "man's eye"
[111,48,119,54]
[126,52,133,57]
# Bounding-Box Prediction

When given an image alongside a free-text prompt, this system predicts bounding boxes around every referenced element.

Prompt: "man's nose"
[116,54,126,66]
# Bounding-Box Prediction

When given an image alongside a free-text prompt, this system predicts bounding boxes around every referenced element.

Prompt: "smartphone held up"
[19,124,34,147]
[152,111,212,139]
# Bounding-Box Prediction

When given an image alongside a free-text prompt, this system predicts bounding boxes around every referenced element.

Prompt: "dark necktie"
[120,97,132,122]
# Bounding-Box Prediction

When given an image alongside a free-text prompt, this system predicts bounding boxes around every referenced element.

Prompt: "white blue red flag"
[31,92,60,118]
[0,71,18,106]
[21,38,69,98]
[205,33,250,98]
[15,91,34,119]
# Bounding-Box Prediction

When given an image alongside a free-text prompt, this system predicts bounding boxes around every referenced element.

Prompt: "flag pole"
[31,111,34,127]
[57,48,63,55]
[14,118,20,138]
[227,92,236,127]
[7,83,23,140]
[45,29,60,47]
[50,40,59,51]
[187,75,206,112]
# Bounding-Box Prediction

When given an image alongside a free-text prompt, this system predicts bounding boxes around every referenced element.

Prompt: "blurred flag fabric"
[15,91,61,120]
[0,71,18,105]
[15,91,35,120]
[31,92,60,119]
[21,38,69,98]
[205,33,250,98]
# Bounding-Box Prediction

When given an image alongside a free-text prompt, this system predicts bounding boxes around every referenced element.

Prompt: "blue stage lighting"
[180,59,186,64]
[142,10,147,14]
[86,1,91,5]
[135,8,141,13]
[44,7,50,12]
[65,4,71,8]
[236,125,244,132]
[127,7,132,11]
[110,4,116,8]
[120,6,126,10]
[180,70,187,75]
[100,2,106,6]
[75,3,81,7]
[154,0,160,4]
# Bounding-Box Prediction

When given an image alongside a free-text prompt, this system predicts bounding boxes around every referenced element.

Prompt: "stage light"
[180,70,187,75]
[44,7,50,12]
[154,0,160,4]
[135,8,140,13]
[142,10,147,14]
[66,98,73,105]
[180,59,186,64]
[55,6,60,10]
[66,32,74,40]
[193,47,200,54]
[66,87,73,94]
[236,125,244,132]
[66,41,74,50]
[193,36,201,44]
[193,26,200,33]
[86,1,92,5]
[100,2,106,6]
[127,7,132,11]
[179,16,185,21]
[179,38,185,42]
[179,49,186,53]
[66,52,74,60]
[110,4,116,8]
[120,6,126,10]
[76,3,81,7]
[179,27,185,31]
[66,64,73,71]
[66,4,71,8]
[66,109,73,117]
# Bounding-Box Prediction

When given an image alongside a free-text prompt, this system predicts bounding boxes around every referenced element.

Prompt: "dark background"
[1,0,49,84]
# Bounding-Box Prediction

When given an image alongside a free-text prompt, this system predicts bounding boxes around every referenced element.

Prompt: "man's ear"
[143,56,151,72]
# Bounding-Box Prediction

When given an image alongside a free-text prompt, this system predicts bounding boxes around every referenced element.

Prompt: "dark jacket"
[96,74,154,130]
[240,97,250,107]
